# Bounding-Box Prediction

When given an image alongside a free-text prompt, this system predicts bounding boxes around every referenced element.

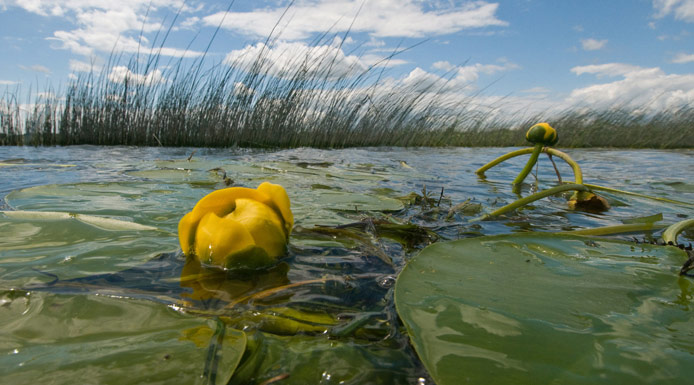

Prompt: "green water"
[0,146,693,384]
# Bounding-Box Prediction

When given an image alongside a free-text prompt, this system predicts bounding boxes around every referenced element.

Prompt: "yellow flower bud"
[178,182,293,269]
[525,122,558,146]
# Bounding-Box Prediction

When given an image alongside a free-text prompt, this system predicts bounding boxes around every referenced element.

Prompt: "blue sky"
[1,0,693,116]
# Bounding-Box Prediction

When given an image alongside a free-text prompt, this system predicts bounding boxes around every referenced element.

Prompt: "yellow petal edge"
[178,182,293,269]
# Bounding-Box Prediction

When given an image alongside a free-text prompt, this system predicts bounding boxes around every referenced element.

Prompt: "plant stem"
[476,147,583,185]
[562,222,666,236]
[663,218,694,245]
[470,183,589,222]
[512,144,543,186]
[545,148,583,185]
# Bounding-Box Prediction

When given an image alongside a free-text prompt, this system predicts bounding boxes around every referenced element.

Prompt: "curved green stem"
[476,148,534,175]
[476,147,583,185]
[470,183,589,222]
[545,148,582,185]
[562,222,666,236]
[512,144,543,186]
[663,218,694,245]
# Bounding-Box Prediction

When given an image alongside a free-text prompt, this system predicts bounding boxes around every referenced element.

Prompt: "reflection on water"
[0,146,693,384]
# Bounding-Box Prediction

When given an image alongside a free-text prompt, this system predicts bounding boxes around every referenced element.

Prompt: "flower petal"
[195,212,256,267]
[227,198,287,258]
[257,181,294,236]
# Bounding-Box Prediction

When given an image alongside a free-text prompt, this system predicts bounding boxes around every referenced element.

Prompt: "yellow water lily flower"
[525,122,558,146]
[178,182,294,269]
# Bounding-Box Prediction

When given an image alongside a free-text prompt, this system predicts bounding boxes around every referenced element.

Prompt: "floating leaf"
[1,210,158,231]
[292,191,404,228]
[0,212,176,283]
[0,291,246,385]
[5,182,198,232]
[395,233,692,385]
[128,169,219,185]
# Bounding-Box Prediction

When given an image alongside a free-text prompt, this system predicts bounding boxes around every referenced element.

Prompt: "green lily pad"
[5,182,200,232]
[0,212,177,283]
[1,210,158,231]
[128,169,220,185]
[293,191,404,228]
[394,233,694,385]
[0,290,246,385]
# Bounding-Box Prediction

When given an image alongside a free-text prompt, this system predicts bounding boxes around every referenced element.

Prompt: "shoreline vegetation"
[1,27,692,149]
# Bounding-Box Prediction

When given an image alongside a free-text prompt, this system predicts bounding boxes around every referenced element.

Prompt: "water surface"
[1,146,692,384]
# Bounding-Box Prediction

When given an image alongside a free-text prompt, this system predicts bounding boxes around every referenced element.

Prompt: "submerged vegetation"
[1,30,693,148]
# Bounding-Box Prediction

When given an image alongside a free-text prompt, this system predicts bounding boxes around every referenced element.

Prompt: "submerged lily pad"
[394,233,693,385]
[128,169,220,185]
[0,290,245,385]
[1,210,158,231]
[0,212,177,283]
[292,191,404,228]
[5,182,199,232]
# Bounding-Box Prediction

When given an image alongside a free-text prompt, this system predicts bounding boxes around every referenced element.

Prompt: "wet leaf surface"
[395,233,694,385]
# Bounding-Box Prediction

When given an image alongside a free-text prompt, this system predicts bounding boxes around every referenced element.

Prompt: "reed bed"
[1,36,692,149]
[451,108,694,148]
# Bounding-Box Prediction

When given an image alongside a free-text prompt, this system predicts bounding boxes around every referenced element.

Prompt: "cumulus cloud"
[653,0,694,21]
[224,41,367,80]
[571,63,644,77]
[400,60,518,93]
[202,0,507,40]
[5,0,203,57]
[108,66,166,85]
[567,62,694,111]
[432,61,456,71]
[673,52,694,63]
[581,38,607,51]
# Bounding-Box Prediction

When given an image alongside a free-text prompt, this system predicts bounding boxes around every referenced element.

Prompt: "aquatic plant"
[475,123,611,218]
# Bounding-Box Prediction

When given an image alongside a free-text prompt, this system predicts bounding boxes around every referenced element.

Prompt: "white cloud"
[5,0,203,57]
[69,59,98,72]
[202,0,507,40]
[400,59,518,93]
[567,62,694,111]
[224,41,367,80]
[363,37,386,48]
[0,80,20,85]
[19,64,52,74]
[432,61,456,71]
[673,52,694,63]
[653,0,694,21]
[108,66,166,85]
[401,67,453,92]
[571,63,644,78]
[360,54,408,68]
[581,38,607,51]
[458,62,518,81]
